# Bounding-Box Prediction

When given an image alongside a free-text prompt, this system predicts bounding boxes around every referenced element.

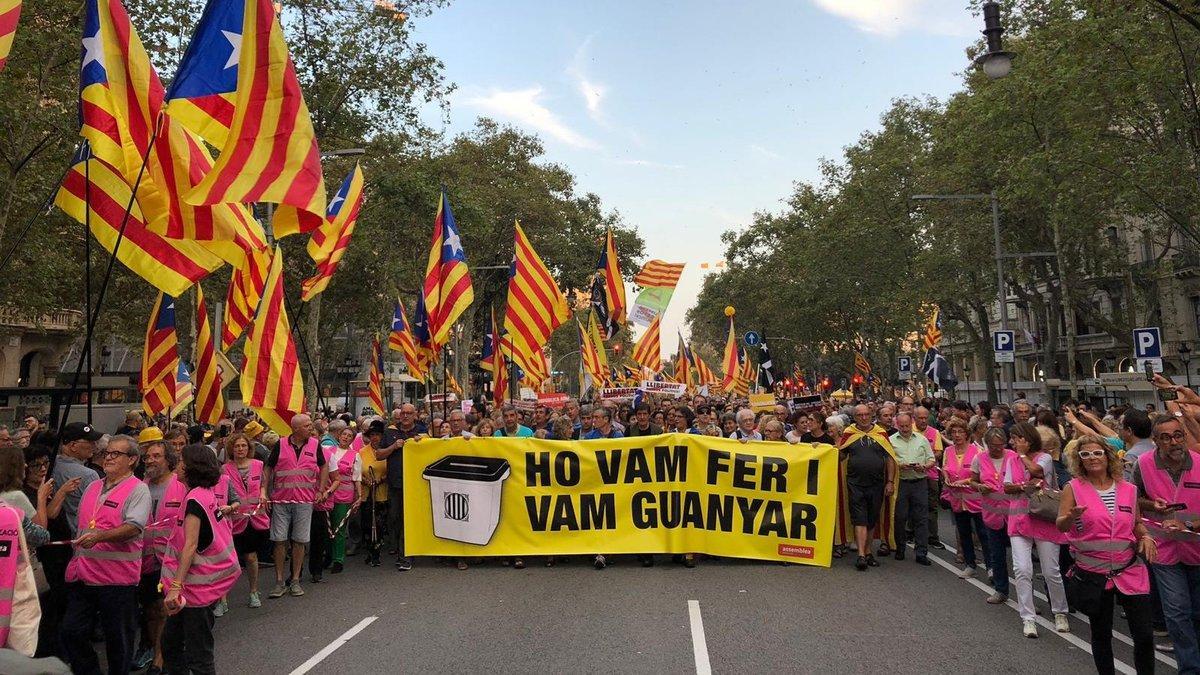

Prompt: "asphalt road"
[213,516,1176,674]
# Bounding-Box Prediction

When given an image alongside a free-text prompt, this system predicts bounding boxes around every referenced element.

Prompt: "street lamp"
[335,355,362,412]
[962,362,971,406]
[1181,341,1193,388]
[975,1,1014,79]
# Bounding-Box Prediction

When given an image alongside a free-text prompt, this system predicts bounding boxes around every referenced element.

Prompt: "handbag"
[1028,487,1062,522]
[1065,554,1139,617]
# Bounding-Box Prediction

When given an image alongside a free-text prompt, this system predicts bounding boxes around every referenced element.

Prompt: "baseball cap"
[61,422,102,444]
[366,420,387,436]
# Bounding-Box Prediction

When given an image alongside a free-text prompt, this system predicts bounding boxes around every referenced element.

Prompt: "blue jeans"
[953,510,991,569]
[984,525,1009,595]
[1153,563,1200,674]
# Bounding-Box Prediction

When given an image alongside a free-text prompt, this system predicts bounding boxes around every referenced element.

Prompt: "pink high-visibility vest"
[1137,450,1200,566]
[0,500,22,647]
[942,443,983,513]
[330,447,359,505]
[160,486,241,607]
[141,475,187,575]
[1068,478,1149,595]
[1008,452,1067,544]
[224,460,269,534]
[977,449,1022,530]
[922,426,943,480]
[272,436,320,504]
[210,474,236,537]
[66,475,144,586]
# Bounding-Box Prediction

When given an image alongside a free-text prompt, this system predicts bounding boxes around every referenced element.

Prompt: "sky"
[411,0,980,343]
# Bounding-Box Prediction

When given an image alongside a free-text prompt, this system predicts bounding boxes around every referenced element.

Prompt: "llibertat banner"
[402,433,837,566]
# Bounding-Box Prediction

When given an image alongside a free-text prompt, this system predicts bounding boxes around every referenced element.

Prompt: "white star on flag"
[444,231,463,256]
[81,31,105,71]
[221,30,242,70]
[327,192,346,216]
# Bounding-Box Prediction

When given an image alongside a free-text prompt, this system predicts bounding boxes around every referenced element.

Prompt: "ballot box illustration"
[423,455,511,545]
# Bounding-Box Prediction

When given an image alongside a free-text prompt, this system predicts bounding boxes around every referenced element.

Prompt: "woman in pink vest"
[223,433,269,609]
[1057,435,1156,675]
[1007,422,1070,638]
[940,418,991,579]
[207,447,240,619]
[324,425,362,575]
[969,427,1020,607]
[161,444,242,675]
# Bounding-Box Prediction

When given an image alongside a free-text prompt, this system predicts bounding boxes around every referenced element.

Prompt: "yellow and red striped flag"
[56,154,225,298]
[721,313,739,390]
[423,190,474,350]
[0,1,21,71]
[673,333,691,387]
[367,335,385,416]
[634,260,685,288]
[480,307,500,374]
[387,299,425,380]
[590,228,626,340]
[300,163,365,300]
[166,0,326,233]
[630,314,661,373]
[240,245,304,434]
[854,351,873,376]
[733,347,753,397]
[923,306,942,350]
[193,285,225,424]
[691,350,718,386]
[221,244,271,351]
[504,221,569,366]
[140,292,178,417]
[586,309,610,383]
[493,337,509,408]
[578,317,606,390]
[170,362,194,420]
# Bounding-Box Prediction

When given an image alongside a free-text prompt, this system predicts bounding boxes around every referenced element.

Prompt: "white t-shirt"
[326,447,363,481]
[970,453,1054,487]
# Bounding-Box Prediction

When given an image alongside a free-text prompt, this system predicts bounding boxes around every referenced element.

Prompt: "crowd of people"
[0,376,1196,673]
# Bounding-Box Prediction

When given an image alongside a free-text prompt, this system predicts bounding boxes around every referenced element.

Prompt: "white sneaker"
[213,598,228,618]
[1054,613,1070,633]
[956,566,976,579]
[1023,620,1038,638]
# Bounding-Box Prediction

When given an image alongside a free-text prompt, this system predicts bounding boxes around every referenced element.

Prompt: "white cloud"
[461,87,599,150]
[749,144,784,160]
[568,35,608,125]
[810,0,975,37]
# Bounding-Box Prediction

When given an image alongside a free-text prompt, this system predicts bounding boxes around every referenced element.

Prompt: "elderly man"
[584,407,624,440]
[134,439,183,673]
[841,405,897,570]
[447,410,475,438]
[265,414,330,597]
[1135,416,1200,672]
[1012,400,1034,425]
[890,413,934,565]
[877,403,897,432]
[898,396,916,416]
[61,435,151,675]
[375,404,426,571]
[729,408,762,441]
[914,406,947,549]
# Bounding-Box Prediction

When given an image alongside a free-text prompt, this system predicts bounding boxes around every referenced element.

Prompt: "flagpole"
[58,114,163,434]
[441,343,449,423]
[282,293,329,414]
[83,143,94,425]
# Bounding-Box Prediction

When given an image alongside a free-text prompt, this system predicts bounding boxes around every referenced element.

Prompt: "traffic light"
[851,373,864,386]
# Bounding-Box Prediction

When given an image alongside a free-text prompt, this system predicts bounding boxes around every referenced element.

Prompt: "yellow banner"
[402,433,837,566]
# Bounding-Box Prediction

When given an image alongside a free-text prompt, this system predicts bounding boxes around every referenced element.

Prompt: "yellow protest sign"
[749,393,776,412]
[402,433,837,566]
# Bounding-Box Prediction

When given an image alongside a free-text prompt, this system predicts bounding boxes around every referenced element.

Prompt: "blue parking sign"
[1134,327,1162,374]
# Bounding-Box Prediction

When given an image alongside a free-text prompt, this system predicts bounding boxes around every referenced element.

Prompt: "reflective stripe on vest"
[1138,450,1200,565]
[160,486,241,606]
[66,476,143,586]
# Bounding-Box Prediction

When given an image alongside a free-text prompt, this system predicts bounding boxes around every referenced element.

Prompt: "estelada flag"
[166,0,326,233]
[141,292,178,417]
[193,285,225,424]
[388,300,425,381]
[853,351,872,376]
[221,243,271,351]
[837,424,898,549]
[367,335,385,416]
[923,306,942,350]
[0,1,21,72]
[300,163,365,301]
[422,189,473,350]
[480,307,500,374]
[504,221,568,367]
[590,228,625,340]
[240,245,304,434]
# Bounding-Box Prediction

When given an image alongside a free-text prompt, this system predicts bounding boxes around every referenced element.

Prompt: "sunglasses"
[1077,450,1107,459]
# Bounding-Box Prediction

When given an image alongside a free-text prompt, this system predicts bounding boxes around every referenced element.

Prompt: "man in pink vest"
[1134,415,1200,672]
[133,437,184,674]
[265,414,329,599]
[60,434,151,675]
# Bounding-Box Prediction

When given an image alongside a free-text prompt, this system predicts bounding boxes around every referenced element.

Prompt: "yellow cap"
[137,427,164,444]
[243,421,265,438]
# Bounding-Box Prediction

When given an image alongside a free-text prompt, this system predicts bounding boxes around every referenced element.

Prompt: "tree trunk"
[1053,221,1079,401]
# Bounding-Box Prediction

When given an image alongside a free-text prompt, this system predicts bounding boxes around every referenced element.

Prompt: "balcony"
[1172,248,1200,278]
[0,307,84,333]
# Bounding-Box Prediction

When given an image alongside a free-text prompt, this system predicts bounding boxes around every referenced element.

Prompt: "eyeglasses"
[1077,450,1107,459]
[27,460,49,469]
[1157,432,1188,443]
[100,450,136,460]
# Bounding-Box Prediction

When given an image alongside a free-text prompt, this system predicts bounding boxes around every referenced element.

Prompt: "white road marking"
[288,615,379,675]
[935,541,1177,670]
[688,600,712,675]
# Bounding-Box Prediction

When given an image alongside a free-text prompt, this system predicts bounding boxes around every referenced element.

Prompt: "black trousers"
[60,582,138,675]
[309,510,331,577]
[360,500,388,559]
[1087,588,1155,675]
[162,605,216,675]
